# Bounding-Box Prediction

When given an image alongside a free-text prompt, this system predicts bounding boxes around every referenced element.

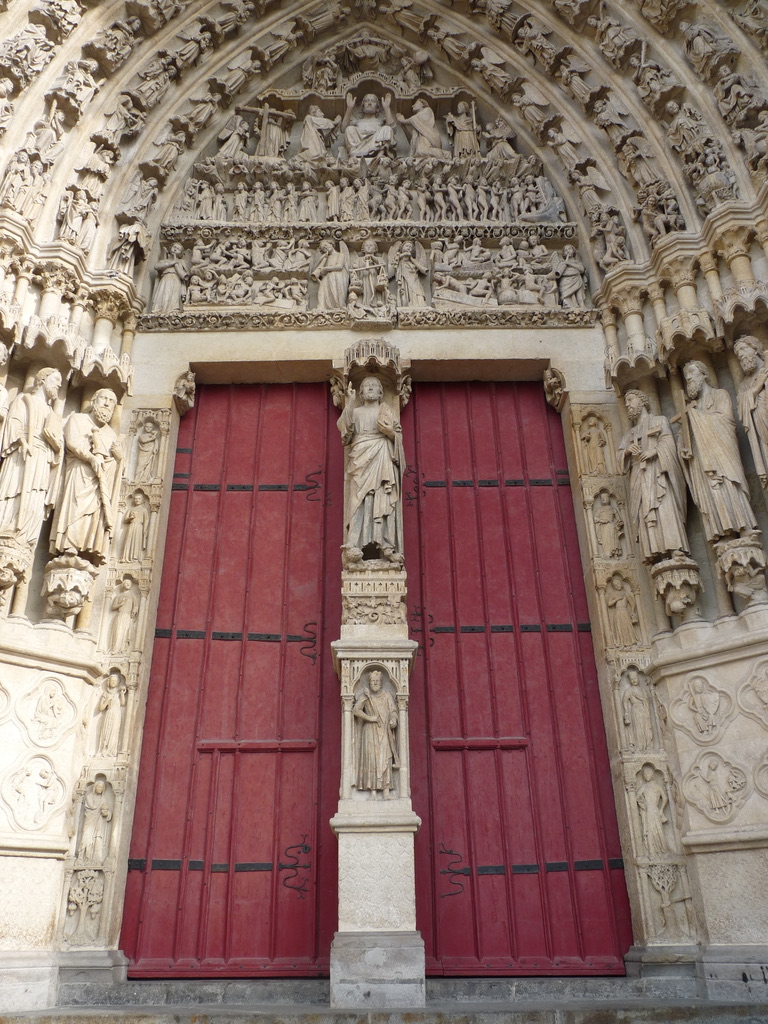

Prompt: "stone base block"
[330,930,425,1008]
[697,945,768,1002]
[624,944,698,979]
[0,952,58,1012]
[57,949,128,986]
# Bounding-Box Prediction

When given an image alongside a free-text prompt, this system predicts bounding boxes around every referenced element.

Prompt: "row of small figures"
[170,172,560,227]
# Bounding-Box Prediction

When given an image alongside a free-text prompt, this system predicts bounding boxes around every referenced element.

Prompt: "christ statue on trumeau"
[338,376,404,563]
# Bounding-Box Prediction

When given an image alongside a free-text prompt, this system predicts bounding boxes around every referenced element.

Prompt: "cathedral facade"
[1,0,768,1011]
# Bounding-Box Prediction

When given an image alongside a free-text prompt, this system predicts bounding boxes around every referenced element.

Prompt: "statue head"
[734,335,764,373]
[369,669,383,692]
[682,360,712,398]
[94,779,106,795]
[34,367,62,400]
[360,93,380,116]
[359,376,383,403]
[641,763,655,781]
[624,388,650,422]
[90,388,118,425]
[599,488,611,505]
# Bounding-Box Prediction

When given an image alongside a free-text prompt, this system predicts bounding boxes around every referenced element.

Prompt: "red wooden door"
[122,383,342,976]
[403,383,632,975]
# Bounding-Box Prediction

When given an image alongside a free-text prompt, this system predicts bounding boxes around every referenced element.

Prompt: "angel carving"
[217,114,250,160]
[471,46,518,99]
[423,18,480,70]
[546,123,586,173]
[388,240,428,307]
[511,80,551,135]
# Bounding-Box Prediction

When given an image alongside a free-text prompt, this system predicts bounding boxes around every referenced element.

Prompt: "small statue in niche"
[679,361,757,543]
[618,390,689,563]
[605,572,640,647]
[338,376,404,563]
[109,577,140,653]
[151,243,188,314]
[97,669,127,757]
[635,763,672,857]
[134,419,159,483]
[592,489,624,558]
[580,414,609,475]
[0,367,62,548]
[122,490,149,562]
[353,668,399,799]
[78,777,113,863]
[734,336,768,487]
[622,666,654,750]
[51,389,123,566]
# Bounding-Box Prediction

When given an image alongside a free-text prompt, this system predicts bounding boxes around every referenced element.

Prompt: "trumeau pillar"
[329,339,423,1009]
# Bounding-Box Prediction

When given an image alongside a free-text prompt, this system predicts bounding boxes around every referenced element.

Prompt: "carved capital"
[36,262,76,295]
[600,306,618,329]
[647,284,665,304]
[90,289,129,324]
[663,257,696,290]
[697,251,719,276]
[716,227,751,262]
[616,287,645,318]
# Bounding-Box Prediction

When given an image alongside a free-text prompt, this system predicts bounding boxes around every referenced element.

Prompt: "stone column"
[328,339,423,1009]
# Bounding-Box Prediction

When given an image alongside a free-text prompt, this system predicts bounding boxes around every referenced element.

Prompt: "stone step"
[2,1005,768,1024]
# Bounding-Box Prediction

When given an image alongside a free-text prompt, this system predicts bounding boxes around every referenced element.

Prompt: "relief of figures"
[122,490,150,562]
[670,675,734,744]
[605,572,640,647]
[147,73,591,323]
[108,577,140,653]
[592,489,624,558]
[682,752,749,823]
[353,667,399,798]
[3,755,66,830]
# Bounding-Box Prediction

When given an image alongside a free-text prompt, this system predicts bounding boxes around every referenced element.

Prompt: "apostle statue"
[733,336,768,487]
[338,376,404,563]
[340,91,396,161]
[51,389,123,565]
[679,361,757,542]
[618,389,689,562]
[0,368,63,547]
[353,668,399,798]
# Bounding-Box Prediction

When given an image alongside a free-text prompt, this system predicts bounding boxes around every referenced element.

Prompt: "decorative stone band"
[138,308,599,332]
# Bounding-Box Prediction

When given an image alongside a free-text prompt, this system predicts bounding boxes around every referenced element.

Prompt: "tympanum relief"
[140,36,593,331]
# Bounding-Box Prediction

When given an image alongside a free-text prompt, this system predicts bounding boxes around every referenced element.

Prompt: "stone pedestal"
[330,931,425,1008]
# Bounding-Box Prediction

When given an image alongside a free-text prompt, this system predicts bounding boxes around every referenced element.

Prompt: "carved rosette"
[714,534,768,607]
[41,554,99,620]
[649,555,702,622]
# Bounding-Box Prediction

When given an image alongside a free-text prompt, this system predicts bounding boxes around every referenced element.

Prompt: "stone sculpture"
[580,415,609,475]
[109,578,139,653]
[340,91,396,161]
[312,240,350,309]
[734,336,768,486]
[122,491,149,562]
[680,361,757,543]
[134,420,159,483]
[353,668,399,798]
[98,670,127,757]
[618,390,688,562]
[151,243,188,314]
[51,389,123,565]
[622,666,654,751]
[605,573,640,647]
[78,779,112,863]
[338,376,403,563]
[0,368,62,547]
[635,764,672,856]
[593,489,624,558]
